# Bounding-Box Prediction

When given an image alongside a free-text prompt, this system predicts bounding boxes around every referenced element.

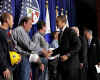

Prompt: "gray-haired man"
[84,29,100,80]
[11,17,49,80]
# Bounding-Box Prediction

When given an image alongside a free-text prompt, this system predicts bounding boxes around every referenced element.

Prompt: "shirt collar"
[38,32,45,36]
[88,37,92,43]
[61,24,67,32]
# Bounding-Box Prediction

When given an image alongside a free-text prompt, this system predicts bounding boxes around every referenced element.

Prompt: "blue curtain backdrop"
[57,0,76,26]
[0,0,76,43]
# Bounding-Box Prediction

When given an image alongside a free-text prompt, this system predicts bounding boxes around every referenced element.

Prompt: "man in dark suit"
[52,15,81,80]
[71,27,88,80]
[84,29,100,80]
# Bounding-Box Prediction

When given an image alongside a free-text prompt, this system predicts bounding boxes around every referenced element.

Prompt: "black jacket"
[53,27,81,70]
[0,28,11,75]
[87,37,100,66]
[79,36,87,64]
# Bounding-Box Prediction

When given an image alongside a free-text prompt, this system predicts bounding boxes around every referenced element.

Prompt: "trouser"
[56,61,80,80]
[13,56,30,80]
[31,63,40,80]
[79,64,88,80]
[57,67,79,80]
[87,66,97,80]
[48,59,58,80]
[32,57,48,80]
[39,58,48,80]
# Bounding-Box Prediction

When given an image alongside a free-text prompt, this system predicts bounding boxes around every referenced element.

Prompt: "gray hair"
[87,30,93,35]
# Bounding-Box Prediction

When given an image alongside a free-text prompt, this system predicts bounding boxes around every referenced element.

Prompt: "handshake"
[42,48,53,59]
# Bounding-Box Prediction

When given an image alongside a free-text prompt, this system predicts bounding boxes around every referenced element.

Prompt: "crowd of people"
[0,12,100,80]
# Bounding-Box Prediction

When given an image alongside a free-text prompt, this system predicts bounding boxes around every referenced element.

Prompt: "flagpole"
[45,0,48,9]
[61,8,64,15]
[60,0,64,16]
[56,6,58,17]
[56,0,58,17]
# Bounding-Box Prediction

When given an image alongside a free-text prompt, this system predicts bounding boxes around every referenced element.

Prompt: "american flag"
[0,0,13,15]
[19,0,40,24]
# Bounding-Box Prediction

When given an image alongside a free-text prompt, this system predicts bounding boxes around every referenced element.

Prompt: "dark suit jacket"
[0,28,11,75]
[53,27,81,70]
[87,38,100,66]
[79,36,87,64]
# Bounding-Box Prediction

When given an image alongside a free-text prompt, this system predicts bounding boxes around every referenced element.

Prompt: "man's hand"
[42,49,51,58]
[80,63,84,69]
[48,50,53,55]
[60,55,69,62]
[47,50,53,58]
[3,69,11,80]
[40,64,45,72]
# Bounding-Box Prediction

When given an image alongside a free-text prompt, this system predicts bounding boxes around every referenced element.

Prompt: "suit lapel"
[58,27,69,44]
[88,38,96,48]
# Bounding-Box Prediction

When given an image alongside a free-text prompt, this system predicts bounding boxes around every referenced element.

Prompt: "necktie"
[88,40,91,47]
[59,30,63,44]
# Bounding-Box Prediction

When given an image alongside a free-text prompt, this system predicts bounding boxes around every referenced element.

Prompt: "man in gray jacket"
[11,17,49,80]
[32,21,49,80]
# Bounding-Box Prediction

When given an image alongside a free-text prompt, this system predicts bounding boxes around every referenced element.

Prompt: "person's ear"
[24,22,27,26]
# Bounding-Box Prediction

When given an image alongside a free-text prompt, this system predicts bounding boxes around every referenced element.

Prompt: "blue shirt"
[50,40,59,49]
